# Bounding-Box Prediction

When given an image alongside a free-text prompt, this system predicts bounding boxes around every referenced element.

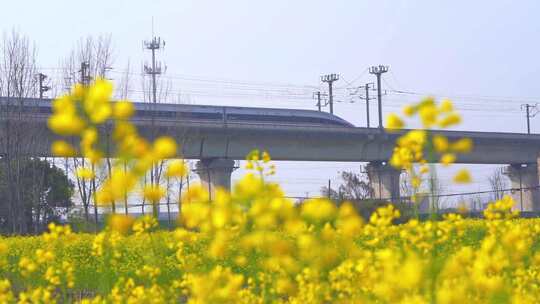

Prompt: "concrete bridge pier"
[504,164,540,211]
[366,161,401,202]
[195,158,236,197]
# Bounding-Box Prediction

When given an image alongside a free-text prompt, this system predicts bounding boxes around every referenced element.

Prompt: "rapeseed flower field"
[0,80,538,303]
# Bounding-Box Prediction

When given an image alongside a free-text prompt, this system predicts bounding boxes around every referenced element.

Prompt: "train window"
[138,110,175,118]
[12,105,51,114]
[226,113,346,126]
[177,112,223,120]
[39,107,52,114]
[128,109,224,120]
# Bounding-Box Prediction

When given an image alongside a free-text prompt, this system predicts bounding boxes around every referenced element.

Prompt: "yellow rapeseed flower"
[402,105,415,117]
[47,113,86,136]
[246,150,260,161]
[433,135,449,153]
[84,78,113,123]
[440,153,456,166]
[453,169,472,184]
[133,215,158,235]
[153,136,177,159]
[72,83,85,99]
[451,138,473,153]
[51,140,77,157]
[52,95,76,114]
[411,176,422,188]
[419,104,438,128]
[182,184,210,205]
[166,160,187,178]
[114,100,135,120]
[84,149,103,165]
[143,184,165,204]
[301,198,337,223]
[81,127,98,153]
[108,214,135,235]
[386,113,405,131]
[262,151,271,163]
[439,99,454,113]
[76,167,95,180]
[439,113,461,128]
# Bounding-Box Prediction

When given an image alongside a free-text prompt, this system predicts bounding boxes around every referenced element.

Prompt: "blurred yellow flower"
[301,198,337,223]
[76,167,95,180]
[386,113,405,131]
[451,138,473,153]
[439,113,461,128]
[411,176,422,188]
[262,151,271,163]
[439,99,454,113]
[72,83,85,99]
[108,214,135,235]
[166,160,187,178]
[433,135,449,153]
[440,153,456,166]
[402,105,415,117]
[84,78,113,123]
[153,136,177,159]
[143,184,165,204]
[52,95,76,114]
[113,100,135,120]
[47,113,86,136]
[419,104,437,128]
[453,169,472,184]
[51,140,77,157]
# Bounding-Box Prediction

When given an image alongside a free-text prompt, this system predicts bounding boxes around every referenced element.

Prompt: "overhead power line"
[40,67,319,90]
[388,88,540,104]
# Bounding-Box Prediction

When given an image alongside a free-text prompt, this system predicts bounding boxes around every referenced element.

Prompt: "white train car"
[0,97,354,128]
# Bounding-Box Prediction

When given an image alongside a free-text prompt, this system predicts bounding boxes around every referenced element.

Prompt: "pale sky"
[3,0,540,204]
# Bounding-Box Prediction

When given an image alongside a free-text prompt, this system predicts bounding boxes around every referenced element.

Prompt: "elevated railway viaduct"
[2,97,540,210]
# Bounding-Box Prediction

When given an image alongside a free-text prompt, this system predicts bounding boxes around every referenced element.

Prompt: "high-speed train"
[0,97,354,128]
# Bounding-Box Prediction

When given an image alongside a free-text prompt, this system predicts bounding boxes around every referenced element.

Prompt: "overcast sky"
[3,0,540,204]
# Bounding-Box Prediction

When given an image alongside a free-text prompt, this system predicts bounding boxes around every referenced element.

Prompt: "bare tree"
[0,29,43,233]
[469,194,486,212]
[427,169,445,212]
[400,170,415,203]
[139,60,175,217]
[60,34,115,224]
[116,60,132,101]
[488,167,508,202]
[399,167,444,214]
[321,169,373,204]
[62,35,114,88]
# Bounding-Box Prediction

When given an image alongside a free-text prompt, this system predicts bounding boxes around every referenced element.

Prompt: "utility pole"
[356,83,376,128]
[349,83,376,128]
[79,61,91,86]
[369,65,389,129]
[143,36,165,105]
[526,104,531,134]
[364,84,371,128]
[521,103,538,134]
[321,74,339,114]
[36,73,51,99]
[143,34,166,216]
[314,91,322,111]
[328,179,331,199]
[313,91,328,112]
